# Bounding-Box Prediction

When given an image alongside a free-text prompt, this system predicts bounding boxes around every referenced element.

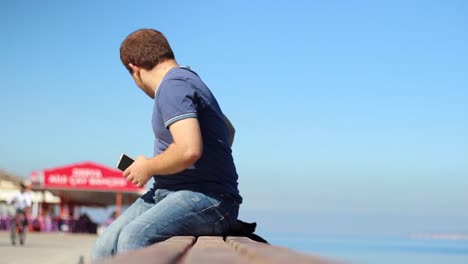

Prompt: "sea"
[267,234,468,264]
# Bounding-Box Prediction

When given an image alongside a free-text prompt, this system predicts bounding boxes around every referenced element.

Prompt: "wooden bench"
[98,236,337,264]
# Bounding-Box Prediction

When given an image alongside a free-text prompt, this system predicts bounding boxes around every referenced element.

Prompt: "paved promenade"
[0,231,97,264]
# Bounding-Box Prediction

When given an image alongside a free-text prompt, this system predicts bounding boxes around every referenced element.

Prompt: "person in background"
[92,29,242,260]
[7,182,32,245]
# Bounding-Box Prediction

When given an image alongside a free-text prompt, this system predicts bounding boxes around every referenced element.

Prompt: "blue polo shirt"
[150,67,242,203]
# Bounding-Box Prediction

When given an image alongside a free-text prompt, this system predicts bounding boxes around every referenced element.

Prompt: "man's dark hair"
[120,29,175,74]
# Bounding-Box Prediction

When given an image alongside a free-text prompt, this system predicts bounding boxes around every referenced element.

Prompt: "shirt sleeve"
[6,192,17,205]
[157,78,199,128]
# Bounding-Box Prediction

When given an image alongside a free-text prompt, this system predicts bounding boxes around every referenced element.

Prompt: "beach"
[0,231,96,264]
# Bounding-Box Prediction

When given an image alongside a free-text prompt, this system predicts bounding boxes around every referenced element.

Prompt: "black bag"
[226,219,269,244]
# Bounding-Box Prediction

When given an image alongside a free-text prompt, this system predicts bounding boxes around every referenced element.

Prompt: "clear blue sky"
[1,0,467,235]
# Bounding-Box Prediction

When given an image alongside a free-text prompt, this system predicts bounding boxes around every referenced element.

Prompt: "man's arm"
[223,115,235,147]
[6,192,17,205]
[25,193,32,208]
[24,193,32,223]
[124,118,202,187]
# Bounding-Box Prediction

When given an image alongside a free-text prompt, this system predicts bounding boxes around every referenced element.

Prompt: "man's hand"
[123,155,153,187]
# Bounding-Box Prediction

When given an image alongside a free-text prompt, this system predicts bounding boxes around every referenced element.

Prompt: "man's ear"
[128,63,139,74]
[128,63,142,81]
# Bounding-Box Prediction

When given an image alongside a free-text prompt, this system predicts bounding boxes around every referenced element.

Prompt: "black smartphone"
[116,153,134,171]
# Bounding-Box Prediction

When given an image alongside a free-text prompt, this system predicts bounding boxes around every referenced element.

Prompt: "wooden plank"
[98,236,196,264]
[179,236,250,264]
[226,236,338,264]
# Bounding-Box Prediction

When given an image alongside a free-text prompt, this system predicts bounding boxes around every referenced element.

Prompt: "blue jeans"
[91,189,239,261]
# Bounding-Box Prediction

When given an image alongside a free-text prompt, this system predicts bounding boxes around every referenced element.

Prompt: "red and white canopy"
[30,161,145,206]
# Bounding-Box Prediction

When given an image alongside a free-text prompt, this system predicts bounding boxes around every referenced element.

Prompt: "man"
[92,29,242,260]
[7,182,32,246]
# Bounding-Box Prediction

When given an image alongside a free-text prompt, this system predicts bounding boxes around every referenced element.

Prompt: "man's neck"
[149,60,179,92]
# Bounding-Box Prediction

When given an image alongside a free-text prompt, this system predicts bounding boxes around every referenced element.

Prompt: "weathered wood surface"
[179,236,250,264]
[99,236,338,264]
[98,236,195,264]
[227,236,335,264]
